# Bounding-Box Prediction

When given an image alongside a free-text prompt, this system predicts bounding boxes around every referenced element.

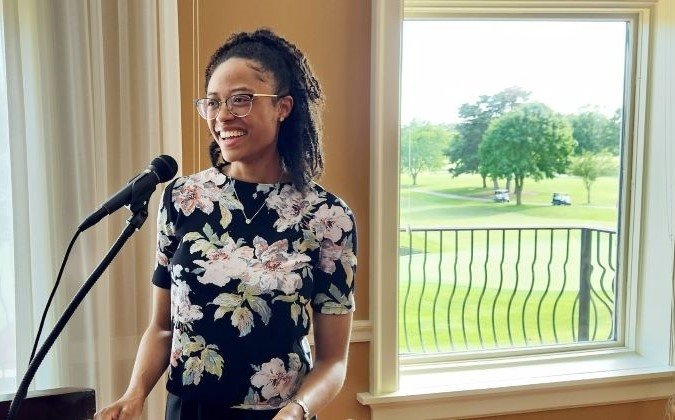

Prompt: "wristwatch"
[290,397,310,420]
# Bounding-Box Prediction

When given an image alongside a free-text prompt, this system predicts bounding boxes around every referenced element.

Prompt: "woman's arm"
[274,312,353,420]
[94,286,172,420]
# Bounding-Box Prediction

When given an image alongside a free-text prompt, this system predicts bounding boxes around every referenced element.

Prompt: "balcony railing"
[399,226,618,354]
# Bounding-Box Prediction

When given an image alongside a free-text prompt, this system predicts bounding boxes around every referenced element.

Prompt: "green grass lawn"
[398,172,619,354]
[400,283,614,354]
[400,172,619,228]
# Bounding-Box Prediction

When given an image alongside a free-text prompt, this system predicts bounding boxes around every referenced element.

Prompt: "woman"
[95,28,356,420]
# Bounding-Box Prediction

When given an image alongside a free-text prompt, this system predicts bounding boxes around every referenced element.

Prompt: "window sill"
[357,350,675,419]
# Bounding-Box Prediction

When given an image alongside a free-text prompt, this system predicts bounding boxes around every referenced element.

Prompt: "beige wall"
[177,1,667,419]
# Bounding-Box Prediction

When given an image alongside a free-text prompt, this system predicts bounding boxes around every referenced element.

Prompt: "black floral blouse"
[152,167,357,409]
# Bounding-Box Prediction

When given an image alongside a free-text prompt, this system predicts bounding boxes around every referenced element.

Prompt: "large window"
[360,1,675,418]
[399,20,627,356]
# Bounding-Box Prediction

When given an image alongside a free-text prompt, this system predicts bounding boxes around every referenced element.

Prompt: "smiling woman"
[204,57,293,182]
[95,28,358,420]
[203,31,325,193]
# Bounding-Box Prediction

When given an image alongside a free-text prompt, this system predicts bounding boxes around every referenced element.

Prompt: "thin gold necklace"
[232,180,271,224]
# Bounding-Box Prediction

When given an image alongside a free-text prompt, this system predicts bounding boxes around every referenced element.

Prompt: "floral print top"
[152,167,356,409]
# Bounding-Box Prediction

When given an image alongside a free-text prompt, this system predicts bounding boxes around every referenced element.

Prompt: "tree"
[401,120,453,186]
[479,103,576,205]
[602,108,622,155]
[569,152,617,204]
[569,107,621,155]
[445,87,530,188]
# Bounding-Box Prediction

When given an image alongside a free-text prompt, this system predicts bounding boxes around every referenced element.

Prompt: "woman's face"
[206,57,292,169]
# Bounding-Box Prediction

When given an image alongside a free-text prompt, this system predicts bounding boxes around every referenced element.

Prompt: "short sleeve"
[310,199,357,314]
[152,179,179,289]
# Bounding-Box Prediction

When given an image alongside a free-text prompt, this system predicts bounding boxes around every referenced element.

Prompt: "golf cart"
[551,192,571,206]
[493,189,510,203]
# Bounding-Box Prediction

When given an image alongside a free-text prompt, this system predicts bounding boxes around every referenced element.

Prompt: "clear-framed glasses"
[194,93,280,120]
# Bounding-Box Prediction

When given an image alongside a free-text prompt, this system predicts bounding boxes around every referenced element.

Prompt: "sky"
[401,20,627,125]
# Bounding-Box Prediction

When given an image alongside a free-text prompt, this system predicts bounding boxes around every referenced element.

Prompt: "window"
[359,1,675,418]
[399,20,626,356]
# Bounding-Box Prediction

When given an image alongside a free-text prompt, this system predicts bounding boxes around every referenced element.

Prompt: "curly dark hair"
[205,28,324,192]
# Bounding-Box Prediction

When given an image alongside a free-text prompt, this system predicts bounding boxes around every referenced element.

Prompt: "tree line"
[401,87,620,205]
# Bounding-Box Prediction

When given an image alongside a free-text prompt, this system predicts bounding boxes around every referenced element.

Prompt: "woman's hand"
[272,401,305,420]
[93,393,145,420]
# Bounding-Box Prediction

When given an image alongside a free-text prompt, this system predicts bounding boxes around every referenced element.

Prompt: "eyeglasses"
[194,93,280,120]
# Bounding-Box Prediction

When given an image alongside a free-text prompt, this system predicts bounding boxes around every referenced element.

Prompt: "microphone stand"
[6,199,151,420]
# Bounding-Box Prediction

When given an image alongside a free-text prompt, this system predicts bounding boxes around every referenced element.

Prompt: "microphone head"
[150,155,178,182]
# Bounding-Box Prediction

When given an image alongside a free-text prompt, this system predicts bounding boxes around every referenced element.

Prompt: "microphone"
[78,155,178,231]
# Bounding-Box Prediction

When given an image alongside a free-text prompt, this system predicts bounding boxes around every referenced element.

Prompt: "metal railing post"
[578,228,592,341]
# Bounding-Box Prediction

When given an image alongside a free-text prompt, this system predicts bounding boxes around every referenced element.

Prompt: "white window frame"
[358,1,675,419]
